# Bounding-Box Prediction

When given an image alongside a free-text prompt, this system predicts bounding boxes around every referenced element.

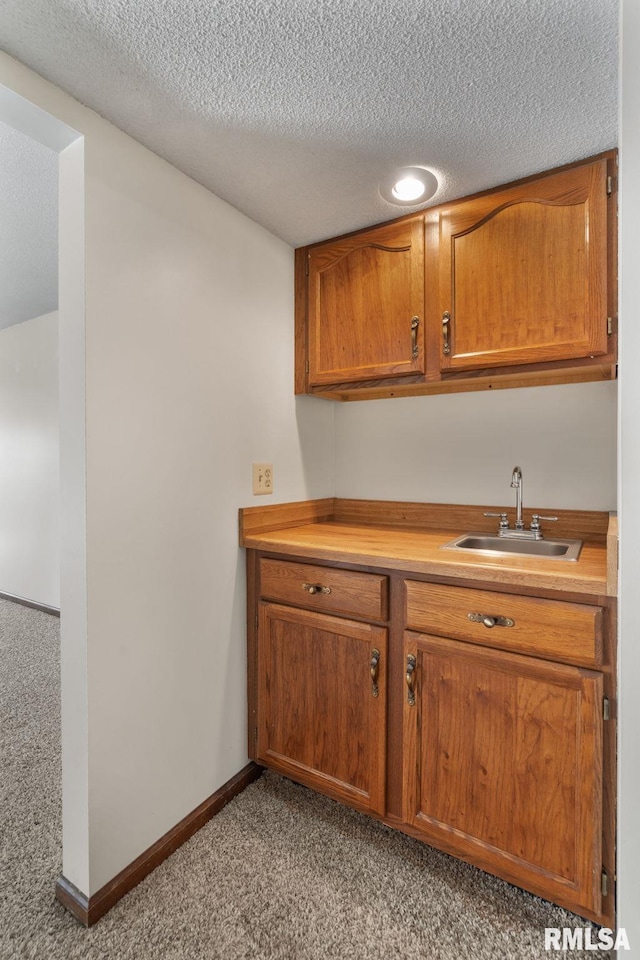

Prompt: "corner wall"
[82,137,335,889]
[0,311,59,607]
[0,52,334,896]
[618,1,640,951]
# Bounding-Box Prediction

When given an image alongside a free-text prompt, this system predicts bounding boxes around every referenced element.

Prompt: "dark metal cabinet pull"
[411,316,420,359]
[406,654,416,706]
[442,311,451,356]
[370,648,381,698]
[467,612,515,628]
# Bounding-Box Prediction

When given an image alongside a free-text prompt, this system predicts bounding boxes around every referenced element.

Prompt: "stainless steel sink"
[441,533,583,561]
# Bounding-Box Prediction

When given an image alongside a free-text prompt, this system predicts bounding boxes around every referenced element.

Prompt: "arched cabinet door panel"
[432,159,609,372]
[307,216,425,386]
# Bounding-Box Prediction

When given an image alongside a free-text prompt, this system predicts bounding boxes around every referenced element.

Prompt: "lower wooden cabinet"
[255,602,387,815]
[248,552,614,926]
[402,632,603,918]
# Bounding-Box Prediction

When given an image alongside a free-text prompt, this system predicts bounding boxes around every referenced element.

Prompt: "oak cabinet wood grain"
[306,215,425,386]
[295,152,617,400]
[402,632,603,919]
[259,557,388,621]
[256,602,387,815]
[247,546,614,925]
[404,580,603,667]
[428,158,610,373]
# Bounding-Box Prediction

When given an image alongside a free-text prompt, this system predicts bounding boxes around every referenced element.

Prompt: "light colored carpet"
[0,597,609,959]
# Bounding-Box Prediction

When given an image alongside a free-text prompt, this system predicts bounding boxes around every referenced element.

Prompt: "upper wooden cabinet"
[429,159,609,373]
[295,153,617,401]
[305,215,425,386]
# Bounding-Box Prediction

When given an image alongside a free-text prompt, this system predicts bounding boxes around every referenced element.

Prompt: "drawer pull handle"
[302,582,331,596]
[406,654,416,707]
[468,612,515,628]
[370,648,381,698]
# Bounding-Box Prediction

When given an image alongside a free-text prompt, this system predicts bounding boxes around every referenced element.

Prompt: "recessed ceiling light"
[380,166,438,206]
[392,177,427,202]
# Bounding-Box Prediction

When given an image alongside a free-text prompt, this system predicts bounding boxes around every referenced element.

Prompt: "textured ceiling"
[0,120,57,330]
[0,0,618,247]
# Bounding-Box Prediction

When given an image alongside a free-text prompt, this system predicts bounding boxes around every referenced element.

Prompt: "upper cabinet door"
[307,216,425,386]
[432,159,609,373]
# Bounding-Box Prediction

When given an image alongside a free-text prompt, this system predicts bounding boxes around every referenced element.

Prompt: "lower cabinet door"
[257,602,388,815]
[403,632,603,919]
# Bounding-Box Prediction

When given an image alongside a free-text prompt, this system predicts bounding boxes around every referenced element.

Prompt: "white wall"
[0,311,59,607]
[57,133,89,894]
[335,381,617,510]
[618,2,640,952]
[0,53,334,896]
[82,147,334,890]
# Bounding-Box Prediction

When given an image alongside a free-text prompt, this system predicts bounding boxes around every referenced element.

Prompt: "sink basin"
[441,533,583,561]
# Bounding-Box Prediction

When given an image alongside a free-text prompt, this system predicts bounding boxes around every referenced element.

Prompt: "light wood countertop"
[240,500,616,598]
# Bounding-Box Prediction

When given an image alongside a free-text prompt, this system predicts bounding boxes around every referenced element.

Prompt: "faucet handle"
[530,514,558,531]
[484,511,509,529]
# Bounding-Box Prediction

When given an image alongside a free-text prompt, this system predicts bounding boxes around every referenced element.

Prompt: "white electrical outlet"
[252,463,274,495]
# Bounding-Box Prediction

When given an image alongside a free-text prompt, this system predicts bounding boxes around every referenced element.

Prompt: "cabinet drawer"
[260,558,388,621]
[405,581,602,667]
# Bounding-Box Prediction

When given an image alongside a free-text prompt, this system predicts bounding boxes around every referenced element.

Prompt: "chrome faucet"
[511,466,524,529]
[485,466,559,540]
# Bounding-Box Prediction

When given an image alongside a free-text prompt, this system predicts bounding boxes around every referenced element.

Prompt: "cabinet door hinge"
[305,258,309,276]
[603,697,610,721]
[305,360,309,373]
[606,175,614,196]
[607,317,613,335]
[255,612,259,630]
[601,869,609,897]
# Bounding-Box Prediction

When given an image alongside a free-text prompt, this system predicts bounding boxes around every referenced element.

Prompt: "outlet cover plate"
[252,463,273,495]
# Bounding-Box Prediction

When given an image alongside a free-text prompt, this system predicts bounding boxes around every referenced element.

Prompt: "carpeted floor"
[0,596,609,959]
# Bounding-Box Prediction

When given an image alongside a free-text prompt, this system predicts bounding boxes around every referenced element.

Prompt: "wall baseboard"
[55,761,262,926]
[0,590,60,617]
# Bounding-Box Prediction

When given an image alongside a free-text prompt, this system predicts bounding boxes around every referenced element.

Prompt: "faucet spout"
[510,466,524,529]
